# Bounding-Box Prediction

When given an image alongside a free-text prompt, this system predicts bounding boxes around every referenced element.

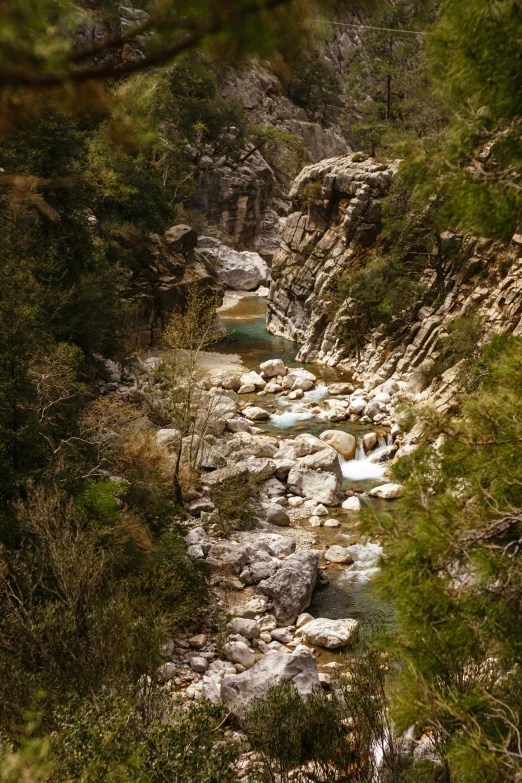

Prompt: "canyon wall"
[268,153,522,412]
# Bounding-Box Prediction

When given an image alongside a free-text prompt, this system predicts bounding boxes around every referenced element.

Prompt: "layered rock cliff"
[268,154,522,413]
[126,225,224,349]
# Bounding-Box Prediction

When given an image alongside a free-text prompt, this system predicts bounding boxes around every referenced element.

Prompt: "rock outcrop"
[267,153,522,417]
[267,154,398,343]
[127,224,224,349]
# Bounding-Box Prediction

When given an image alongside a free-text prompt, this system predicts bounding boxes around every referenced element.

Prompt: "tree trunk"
[173,440,183,505]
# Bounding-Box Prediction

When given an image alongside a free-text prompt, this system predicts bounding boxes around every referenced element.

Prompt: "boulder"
[156,428,181,450]
[188,498,216,516]
[257,550,319,625]
[342,496,362,512]
[265,505,291,527]
[296,612,314,629]
[241,370,266,389]
[255,533,296,557]
[221,647,320,721]
[164,224,198,256]
[292,378,314,392]
[226,417,252,433]
[157,662,177,682]
[349,397,367,415]
[288,388,304,400]
[201,464,249,487]
[201,676,221,704]
[324,518,341,528]
[202,244,269,291]
[189,634,207,649]
[190,656,209,673]
[265,382,283,393]
[327,382,354,395]
[187,544,205,559]
[184,526,208,545]
[270,628,293,644]
[206,542,249,572]
[238,383,256,394]
[319,430,356,460]
[249,559,278,582]
[243,406,270,421]
[368,483,405,499]
[223,641,256,669]
[298,448,342,480]
[227,618,261,639]
[237,457,276,480]
[300,618,359,649]
[263,476,287,496]
[221,376,242,391]
[287,369,316,385]
[287,465,342,506]
[324,545,354,564]
[260,359,287,378]
[362,432,378,452]
[313,504,328,516]
[237,596,270,618]
[295,433,328,454]
[370,445,396,464]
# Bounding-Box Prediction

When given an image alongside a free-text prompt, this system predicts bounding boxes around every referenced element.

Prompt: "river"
[213,293,390,629]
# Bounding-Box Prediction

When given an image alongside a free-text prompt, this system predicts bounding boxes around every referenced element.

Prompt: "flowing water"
[212,295,390,629]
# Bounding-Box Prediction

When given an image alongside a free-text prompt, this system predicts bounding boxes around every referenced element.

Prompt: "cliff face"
[127,225,224,349]
[196,10,369,250]
[267,155,398,341]
[268,154,522,412]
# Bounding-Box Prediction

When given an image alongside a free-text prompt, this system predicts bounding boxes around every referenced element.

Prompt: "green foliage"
[398,0,522,239]
[209,473,262,534]
[285,52,342,120]
[337,254,427,335]
[300,180,323,206]
[44,694,235,783]
[245,683,354,783]
[429,312,484,385]
[366,336,522,781]
[343,0,438,157]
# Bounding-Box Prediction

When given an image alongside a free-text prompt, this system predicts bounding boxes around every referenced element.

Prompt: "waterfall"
[340,443,388,481]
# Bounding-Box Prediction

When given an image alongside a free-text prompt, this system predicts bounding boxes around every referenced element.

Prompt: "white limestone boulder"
[257,550,319,625]
[242,406,270,421]
[260,359,287,377]
[324,545,354,564]
[368,483,405,499]
[299,618,359,649]
[221,647,320,721]
[201,243,269,291]
[287,465,341,506]
[342,496,362,512]
[319,430,356,460]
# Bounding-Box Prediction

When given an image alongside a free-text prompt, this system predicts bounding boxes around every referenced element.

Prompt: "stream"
[213,294,390,629]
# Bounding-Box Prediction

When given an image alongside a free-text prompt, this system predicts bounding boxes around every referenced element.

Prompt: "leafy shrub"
[209,473,262,535]
[429,312,483,385]
[337,254,427,335]
[301,180,323,206]
[50,694,237,783]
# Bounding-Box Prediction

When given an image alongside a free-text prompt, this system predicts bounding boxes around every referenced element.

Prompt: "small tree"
[160,285,223,503]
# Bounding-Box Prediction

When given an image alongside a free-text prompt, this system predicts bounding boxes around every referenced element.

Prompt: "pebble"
[309,516,323,527]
